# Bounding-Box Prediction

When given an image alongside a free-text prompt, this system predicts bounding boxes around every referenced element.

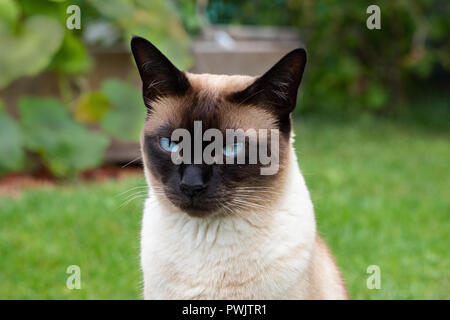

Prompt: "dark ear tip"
[131,35,147,48]
[130,36,158,54]
[289,47,307,62]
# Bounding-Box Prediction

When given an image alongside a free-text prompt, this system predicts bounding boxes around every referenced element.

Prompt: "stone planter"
[191,25,303,76]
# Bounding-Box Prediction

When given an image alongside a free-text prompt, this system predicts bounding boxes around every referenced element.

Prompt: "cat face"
[131,36,306,217]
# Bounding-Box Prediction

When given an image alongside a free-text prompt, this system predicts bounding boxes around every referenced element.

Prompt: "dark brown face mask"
[131,36,307,216]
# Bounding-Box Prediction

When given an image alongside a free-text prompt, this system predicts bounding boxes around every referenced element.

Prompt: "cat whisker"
[217,200,234,215]
[122,156,143,168]
[116,185,148,197]
[233,190,281,195]
[232,193,268,200]
[118,194,147,210]
[121,191,149,204]
[231,199,266,210]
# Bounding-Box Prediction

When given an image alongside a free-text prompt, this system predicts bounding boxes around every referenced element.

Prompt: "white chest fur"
[140,148,316,299]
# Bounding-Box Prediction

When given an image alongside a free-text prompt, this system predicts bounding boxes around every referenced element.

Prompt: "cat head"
[131,36,306,217]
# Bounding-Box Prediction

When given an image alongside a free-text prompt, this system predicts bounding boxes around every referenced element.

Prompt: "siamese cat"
[131,36,348,299]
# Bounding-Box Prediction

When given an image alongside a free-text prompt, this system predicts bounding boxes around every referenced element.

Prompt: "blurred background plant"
[0,0,448,178]
[208,0,449,114]
[0,0,193,177]
[0,0,193,87]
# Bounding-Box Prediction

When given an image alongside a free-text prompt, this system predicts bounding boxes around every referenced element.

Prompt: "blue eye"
[223,142,243,157]
[159,137,179,152]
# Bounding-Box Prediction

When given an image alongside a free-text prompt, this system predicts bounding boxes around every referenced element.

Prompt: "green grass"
[0,115,448,299]
[294,115,449,299]
[0,177,144,299]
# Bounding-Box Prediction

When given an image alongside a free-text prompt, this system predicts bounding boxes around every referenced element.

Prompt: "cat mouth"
[165,193,221,217]
[180,202,221,217]
[183,206,215,217]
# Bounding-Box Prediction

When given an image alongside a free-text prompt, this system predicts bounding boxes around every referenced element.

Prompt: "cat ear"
[131,36,190,104]
[230,48,307,118]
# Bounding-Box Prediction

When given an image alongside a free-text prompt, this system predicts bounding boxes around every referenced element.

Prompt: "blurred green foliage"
[99,79,146,142]
[0,0,193,88]
[0,0,88,84]
[0,10,64,88]
[0,78,144,178]
[208,0,290,25]
[19,96,109,178]
[207,0,449,113]
[176,0,204,34]
[0,108,25,174]
[74,78,146,142]
[74,91,110,123]
[0,0,193,177]
[86,0,193,69]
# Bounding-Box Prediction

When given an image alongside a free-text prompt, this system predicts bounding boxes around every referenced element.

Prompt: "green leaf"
[86,0,135,20]
[87,0,193,70]
[20,0,67,22]
[74,91,110,123]
[0,109,25,174]
[0,15,64,88]
[0,0,20,29]
[100,79,146,142]
[48,33,93,74]
[125,0,193,70]
[19,96,109,178]
[365,82,388,110]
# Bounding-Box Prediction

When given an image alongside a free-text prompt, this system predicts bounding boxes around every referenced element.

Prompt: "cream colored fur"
[140,140,348,299]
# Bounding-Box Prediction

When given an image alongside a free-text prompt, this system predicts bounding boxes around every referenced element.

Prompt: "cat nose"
[180,182,206,198]
[180,165,207,198]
